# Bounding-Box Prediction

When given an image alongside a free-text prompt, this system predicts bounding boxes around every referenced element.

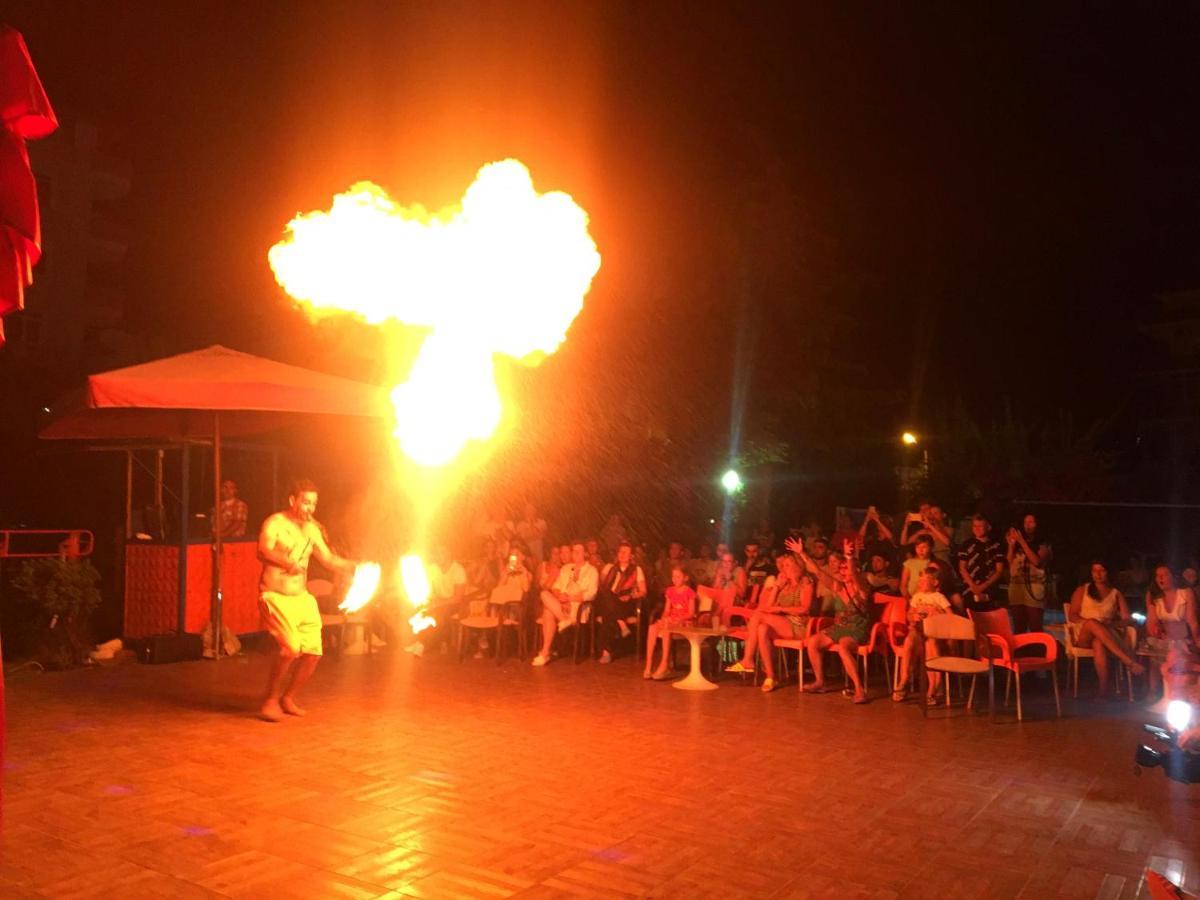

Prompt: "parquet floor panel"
[3,647,1198,898]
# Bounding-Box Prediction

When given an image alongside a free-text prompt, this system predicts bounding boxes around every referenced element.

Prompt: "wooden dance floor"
[2,645,1198,898]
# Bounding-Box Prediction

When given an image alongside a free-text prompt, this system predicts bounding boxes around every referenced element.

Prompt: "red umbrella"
[0,25,57,347]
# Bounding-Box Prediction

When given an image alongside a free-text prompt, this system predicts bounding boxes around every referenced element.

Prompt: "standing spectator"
[596,542,648,663]
[858,505,897,559]
[532,542,598,666]
[656,541,687,593]
[742,540,774,601]
[515,503,548,567]
[752,518,777,554]
[213,479,249,538]
[902,503,953,563]
[585,537,606,571]
[1006,514,1052,633]
[956,514,1006,614]
[830,510,858,553]
[901,535,935,601]
[599,513,629,556]
[689,543,717,588]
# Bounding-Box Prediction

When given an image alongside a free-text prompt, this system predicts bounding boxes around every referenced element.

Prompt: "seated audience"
[724,553,814,691]
[533,542,599,666]
[1067,561,1145,697]
[864,549,900,595]
[792,537,872,703]
[1146,564,1200,703]
[689,542,717,588]
[892,565,952,703]
[644,564,697,679]
[596,541,648,663]
[405,544,467,658]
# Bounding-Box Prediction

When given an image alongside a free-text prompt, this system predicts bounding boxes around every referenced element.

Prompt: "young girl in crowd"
[644,565,697,680]
[892,565,951,703]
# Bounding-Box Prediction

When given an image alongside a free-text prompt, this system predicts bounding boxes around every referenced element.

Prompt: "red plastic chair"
[860,596,906,690]
[970,609,1061,721]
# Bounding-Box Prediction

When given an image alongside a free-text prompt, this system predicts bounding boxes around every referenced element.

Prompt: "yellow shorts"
[260,590,323,657]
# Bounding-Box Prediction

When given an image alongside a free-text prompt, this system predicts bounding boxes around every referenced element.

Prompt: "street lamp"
[902,431,918,446]
[721,469,743,494]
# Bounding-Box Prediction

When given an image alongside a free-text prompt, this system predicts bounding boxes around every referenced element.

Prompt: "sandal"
[761,678,776,693]
[652,669,672,681]
[891,689,906,703]
[724,661,754,674]
[853,694,870,705]
[804,682,830,693]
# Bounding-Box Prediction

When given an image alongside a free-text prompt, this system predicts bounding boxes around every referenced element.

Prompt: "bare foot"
[280,697,307,717]
[259,699,284,722]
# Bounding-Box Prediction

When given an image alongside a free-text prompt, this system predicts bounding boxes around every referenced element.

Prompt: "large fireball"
[268,159,601,467]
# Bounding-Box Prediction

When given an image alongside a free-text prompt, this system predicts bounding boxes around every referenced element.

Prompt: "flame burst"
[400,554,435,634]
[268,159,601,467]
[340,563,382,614]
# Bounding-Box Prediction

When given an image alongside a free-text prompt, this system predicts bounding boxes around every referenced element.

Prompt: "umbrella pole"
[213,413,222,660]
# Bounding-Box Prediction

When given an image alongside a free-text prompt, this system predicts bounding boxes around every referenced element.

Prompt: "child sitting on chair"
[644,565,697,680]
[893,565,952,703]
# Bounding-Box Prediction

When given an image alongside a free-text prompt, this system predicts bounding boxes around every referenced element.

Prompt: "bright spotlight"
[721,469,742,494]
[1166,700,1193,733]
[902,431,918,446]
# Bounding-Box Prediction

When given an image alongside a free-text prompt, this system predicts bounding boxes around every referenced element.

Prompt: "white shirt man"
[532,542,598,666]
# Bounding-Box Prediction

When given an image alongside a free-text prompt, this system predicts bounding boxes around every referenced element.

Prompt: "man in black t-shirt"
[955,514,1006,613]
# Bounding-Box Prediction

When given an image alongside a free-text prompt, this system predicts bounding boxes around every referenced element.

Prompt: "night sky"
[5,2,1200,515]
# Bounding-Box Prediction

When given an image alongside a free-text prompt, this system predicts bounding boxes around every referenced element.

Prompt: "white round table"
[670,625,725,691]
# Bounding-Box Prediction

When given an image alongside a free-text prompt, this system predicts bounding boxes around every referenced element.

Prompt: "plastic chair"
[1064,618,1136,701]
[970,609,1061,721]
[859,596,905,690]
[920,613,994,718]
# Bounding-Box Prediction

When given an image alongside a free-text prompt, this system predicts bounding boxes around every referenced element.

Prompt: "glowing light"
[721,469,742,494]
[902,432,919,446]
[339,563,382,613]
[268,159,601,468]
[400,554,436,634]
[1166,699,1193,733]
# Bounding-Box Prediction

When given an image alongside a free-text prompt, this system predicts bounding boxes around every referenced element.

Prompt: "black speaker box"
[133,633,203,664]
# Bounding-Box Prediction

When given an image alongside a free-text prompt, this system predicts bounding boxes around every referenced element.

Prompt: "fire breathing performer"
[256,478,355,721]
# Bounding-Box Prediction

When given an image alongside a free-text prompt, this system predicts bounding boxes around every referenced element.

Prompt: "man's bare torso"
[260,512,323,595]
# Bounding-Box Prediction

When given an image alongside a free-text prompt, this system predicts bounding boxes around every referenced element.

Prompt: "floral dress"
[822,585,870,644]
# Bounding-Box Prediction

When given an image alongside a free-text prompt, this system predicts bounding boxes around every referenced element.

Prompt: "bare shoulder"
[302,519,327,543]
[260,512,288,536]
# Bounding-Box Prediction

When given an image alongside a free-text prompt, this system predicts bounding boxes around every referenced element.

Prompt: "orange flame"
[400,553,436,634]
[268,159,600,467]
[339,562,382,614]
